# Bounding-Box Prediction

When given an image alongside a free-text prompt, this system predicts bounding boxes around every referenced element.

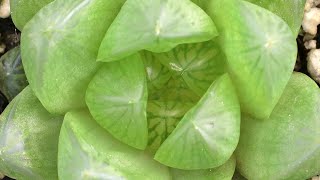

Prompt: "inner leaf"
[154,74,240,170]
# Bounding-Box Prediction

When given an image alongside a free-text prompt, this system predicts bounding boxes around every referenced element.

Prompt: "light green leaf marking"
[86,54,148,150]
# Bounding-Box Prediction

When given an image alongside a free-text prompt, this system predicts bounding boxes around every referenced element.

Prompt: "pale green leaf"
[236,73,320,180]
[245,0,306,36]
[21,0,125,114]
[207,0,297,119]
[0,86,63,180]
[98,0,218,62]
[86,54,148,150]
[155,74,240,169]
[171,155,236,180]
[58,110,171,180]
[10,0,54,30]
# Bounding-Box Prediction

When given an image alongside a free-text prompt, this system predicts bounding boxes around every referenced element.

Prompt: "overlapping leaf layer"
[0,0,317,179]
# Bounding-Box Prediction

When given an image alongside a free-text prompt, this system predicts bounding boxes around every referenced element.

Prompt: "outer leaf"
[147,100,194,154]
[171,155,236,180]
[10,0,54,30]
[236,73,320,180]
[21,0,125,114]
[98,0,218,62]
[0,46,28,101]
[155,74,240,169]
[207,0,297,119]
[86,54,148,150]
[245,0,306,36]
[155,41,227,96]
[58,110,171,180]
[0,86,63,180]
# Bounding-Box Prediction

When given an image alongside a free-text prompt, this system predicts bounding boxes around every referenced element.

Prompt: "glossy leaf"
[0,46,28,101]
[155,74,240,169]
[0,86,63,180]
[155,41,227,96]
[171,155,236,180]
[141,51,200,103]
[98,0,218,62]
[147,100,194,154]
[86,54,148,150]
[10,0,54,30]
[21,0,125,114]
[236,73,320,180]
[207,0,297,119]
[58,110,171,180]
[245,0,306,36]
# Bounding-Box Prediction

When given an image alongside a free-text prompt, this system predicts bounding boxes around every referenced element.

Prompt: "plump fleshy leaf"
[147,100,194,154]
[207,0,297,119]
[141,51,200,103]
[10,0,54,30]
[171,155,236,180]
[58,110,171,180]
[0,46,28,101]
[236,73,320,179]
[245,0,306,36]
[155,74,240,169]
[86,54,148,150]
[21,0,125,114]
[98,0,218,62]
[0,86,63,180]
[155,41,227,96]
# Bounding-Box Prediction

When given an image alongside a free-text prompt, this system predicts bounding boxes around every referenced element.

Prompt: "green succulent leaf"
[155,74,240,169]
[155,41,227,96]
[98,0,218,62]
[141,51,200,103]
[245,0,306,36]
[21,0,125,114]
[207,0,297,119]
[10,0,54,30]
[236,73,320,180]
[171,155,236,180]
[86,54,148,150]
[0,46,28,101]
[0,86,63,180]
[147,100,194,154]
[58,110,171,180]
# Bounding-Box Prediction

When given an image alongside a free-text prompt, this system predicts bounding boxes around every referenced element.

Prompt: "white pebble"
[0,0,10,18]
[0,43,5,54]
[302,7,320,35]
[304,40,317,49]
[307,49,320,84]
[312,176,320,180]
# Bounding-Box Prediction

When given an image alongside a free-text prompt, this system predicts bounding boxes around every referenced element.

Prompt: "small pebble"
[0,0,10,19]
[304,40,317,49]
[307,49,320,84]
[302,7,320,35]
[312,176,320,180]
[0,43,6,54]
